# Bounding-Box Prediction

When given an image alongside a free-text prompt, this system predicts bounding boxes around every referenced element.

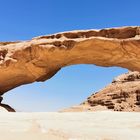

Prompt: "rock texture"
[63,71,140,112]
[0,26,140,111]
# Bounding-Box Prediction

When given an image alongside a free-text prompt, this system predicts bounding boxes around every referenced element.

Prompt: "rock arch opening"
[2,65,127,112]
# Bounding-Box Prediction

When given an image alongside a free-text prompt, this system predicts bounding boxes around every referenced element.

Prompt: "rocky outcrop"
[0,26,140,111]
[0,96,15,112]
[0,104,15,112]
[63,71,140,112]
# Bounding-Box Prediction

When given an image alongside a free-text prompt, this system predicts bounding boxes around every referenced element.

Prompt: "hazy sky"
[1,0,139,111]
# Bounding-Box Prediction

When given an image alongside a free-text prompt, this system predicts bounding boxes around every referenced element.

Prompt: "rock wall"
[63,71,140,112]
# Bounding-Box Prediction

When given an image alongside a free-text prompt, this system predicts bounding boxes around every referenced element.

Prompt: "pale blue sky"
[1,0,139,111]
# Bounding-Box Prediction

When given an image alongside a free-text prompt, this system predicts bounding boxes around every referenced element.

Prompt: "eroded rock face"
[0,26,140,95]
[0,26,140,111]
[63,71,140,112]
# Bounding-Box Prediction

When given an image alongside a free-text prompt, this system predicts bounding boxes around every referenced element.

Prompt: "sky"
[0,0,139,111]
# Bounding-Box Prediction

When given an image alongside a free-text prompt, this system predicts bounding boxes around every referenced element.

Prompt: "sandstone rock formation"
[63,71,140,112]
[0,26,140,111]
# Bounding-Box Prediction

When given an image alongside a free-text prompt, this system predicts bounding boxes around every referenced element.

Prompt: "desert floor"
[0,111,140,140]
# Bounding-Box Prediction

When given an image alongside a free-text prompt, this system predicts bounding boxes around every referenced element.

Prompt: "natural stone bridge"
[0,26,140,111]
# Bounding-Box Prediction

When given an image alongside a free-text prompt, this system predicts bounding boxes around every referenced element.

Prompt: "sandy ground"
[0,111,140,140]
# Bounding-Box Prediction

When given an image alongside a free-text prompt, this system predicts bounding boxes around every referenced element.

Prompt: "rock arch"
[0,26,140,111]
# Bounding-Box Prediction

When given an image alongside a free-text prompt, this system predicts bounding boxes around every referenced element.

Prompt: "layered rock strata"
[63,71,140,112]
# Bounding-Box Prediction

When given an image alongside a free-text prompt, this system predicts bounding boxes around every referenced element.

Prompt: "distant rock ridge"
[63,71,140,112]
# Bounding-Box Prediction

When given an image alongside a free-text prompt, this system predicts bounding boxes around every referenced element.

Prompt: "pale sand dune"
[0,111,140,140]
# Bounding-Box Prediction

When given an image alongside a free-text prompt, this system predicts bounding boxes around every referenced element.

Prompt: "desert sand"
[0,111,140,140]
